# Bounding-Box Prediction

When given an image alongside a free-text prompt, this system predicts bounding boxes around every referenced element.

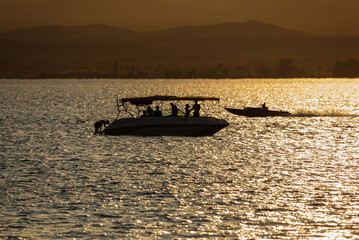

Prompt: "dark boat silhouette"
[225,107,291,117]
[103,95,229,136]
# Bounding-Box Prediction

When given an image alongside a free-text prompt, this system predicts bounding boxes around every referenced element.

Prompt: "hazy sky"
[1,0,358,34]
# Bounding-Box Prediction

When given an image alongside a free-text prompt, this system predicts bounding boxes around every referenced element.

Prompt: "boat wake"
[291,110,359,117]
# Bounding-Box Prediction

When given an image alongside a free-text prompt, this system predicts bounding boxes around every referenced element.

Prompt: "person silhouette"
[147,106,154,116]
[94,120,110,132]
[193,100,200,117]
[184,104,192,118]
[153,106,162,116]
[170,103,178,116]
[262,102,268,110]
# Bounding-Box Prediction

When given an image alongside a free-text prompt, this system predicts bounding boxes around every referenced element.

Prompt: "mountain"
[0,21,308,42]
[1,21,359,78]
[147,21,310,38]
[0,24,138,41]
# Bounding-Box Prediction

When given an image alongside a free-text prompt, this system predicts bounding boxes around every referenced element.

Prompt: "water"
[1,78,359,239]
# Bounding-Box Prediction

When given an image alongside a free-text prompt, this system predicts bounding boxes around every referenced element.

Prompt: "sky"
[0,0,358,34]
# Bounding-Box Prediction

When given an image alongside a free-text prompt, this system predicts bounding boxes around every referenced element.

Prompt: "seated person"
[146,106,154,116]
[153,106,162,116]
[262,102,268,110]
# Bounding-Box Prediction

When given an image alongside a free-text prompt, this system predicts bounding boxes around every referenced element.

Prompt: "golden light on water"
[1,78,359,238]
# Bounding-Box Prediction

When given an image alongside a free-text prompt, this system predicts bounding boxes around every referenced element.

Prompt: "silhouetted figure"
[184,104,192,118]
[94,120,110,132]
[153,106,162,116]
[193,100,201,117]
[170,103,178,116]
[262,102,268,110]
[147,106,153,116]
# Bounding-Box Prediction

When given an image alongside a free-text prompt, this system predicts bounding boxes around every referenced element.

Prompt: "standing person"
[170,103,178,116]
[193,100,200,117]
[184,104,192,118]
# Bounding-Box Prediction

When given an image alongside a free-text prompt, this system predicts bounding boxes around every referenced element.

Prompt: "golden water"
[1,79,359,239]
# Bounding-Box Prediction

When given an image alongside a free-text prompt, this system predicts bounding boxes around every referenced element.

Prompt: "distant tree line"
[2,58,359,79]
[333,58,359,78]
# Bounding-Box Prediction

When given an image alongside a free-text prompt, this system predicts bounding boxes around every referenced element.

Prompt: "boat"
[103,95,229,136]
[225,107,291,117]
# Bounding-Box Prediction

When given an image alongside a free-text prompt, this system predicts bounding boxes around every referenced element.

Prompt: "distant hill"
[147,21,310,38]
[0,21,309,41]
[1,21,359,78]
[0,24,138,41]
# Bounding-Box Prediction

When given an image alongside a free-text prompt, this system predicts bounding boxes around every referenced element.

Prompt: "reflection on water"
[1,78,359,239]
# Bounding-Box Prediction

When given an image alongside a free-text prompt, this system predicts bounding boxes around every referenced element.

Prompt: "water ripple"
[1,79,359,239]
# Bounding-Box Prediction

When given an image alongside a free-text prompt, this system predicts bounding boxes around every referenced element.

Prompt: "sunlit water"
[1,78,359,239]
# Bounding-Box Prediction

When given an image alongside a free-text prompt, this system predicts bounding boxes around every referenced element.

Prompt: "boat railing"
[115,98,136,119]
[114,96,221,120]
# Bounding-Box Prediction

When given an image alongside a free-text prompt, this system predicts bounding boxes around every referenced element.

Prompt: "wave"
[291,110,359,117]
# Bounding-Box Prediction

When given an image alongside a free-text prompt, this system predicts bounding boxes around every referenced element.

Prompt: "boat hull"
[104,117,229,136]
[225,107,291,117]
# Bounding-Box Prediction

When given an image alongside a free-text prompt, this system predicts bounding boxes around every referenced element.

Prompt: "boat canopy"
[120,95,220,106]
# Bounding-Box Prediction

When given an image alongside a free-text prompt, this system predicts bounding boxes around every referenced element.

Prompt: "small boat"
[103,95,229,136]
[225,107,291,117]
